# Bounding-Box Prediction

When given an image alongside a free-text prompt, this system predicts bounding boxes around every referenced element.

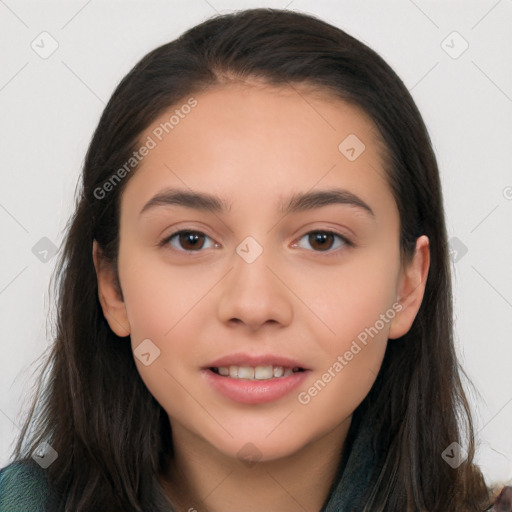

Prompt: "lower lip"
[202,369,310,404]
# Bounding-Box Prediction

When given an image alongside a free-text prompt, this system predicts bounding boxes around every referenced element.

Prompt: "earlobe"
[388,235,430,340]
[92,240,131,337]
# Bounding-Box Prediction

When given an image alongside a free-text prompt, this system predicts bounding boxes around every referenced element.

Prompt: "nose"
[216,247,294,332]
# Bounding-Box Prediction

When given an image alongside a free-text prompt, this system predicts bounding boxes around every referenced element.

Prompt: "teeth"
[214,365,302,380]
[238,366,254,379]
[273,366,284,378]
[255,366,273,380]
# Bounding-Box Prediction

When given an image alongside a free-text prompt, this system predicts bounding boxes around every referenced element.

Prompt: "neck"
[160,417,352,512]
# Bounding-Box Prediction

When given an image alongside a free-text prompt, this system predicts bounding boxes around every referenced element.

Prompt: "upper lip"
[204,353,309,370]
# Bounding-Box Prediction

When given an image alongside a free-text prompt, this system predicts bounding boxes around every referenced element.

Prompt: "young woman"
[0,7,510,512]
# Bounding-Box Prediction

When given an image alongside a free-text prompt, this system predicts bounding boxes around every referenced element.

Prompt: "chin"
[208,432,308,465]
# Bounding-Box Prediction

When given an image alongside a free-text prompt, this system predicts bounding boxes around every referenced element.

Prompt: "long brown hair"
[13,8,494,511]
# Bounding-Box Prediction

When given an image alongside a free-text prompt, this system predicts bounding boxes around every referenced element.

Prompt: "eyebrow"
[139,187,375,218]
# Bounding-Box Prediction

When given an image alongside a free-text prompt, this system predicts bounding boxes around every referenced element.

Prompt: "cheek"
[304,249,400,353]
[120,251,209,339]
[316,253,399,413]
[118,255,211,407]
[295,265,396,424]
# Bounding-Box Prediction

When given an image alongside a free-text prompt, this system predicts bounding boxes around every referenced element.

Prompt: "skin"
[93,79,430,512]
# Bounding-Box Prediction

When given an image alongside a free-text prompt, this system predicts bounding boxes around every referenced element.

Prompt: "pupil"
[310,232,332,251]
[181,231,203,250]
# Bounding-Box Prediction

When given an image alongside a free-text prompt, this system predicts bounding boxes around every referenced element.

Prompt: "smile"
[210,365,305,380]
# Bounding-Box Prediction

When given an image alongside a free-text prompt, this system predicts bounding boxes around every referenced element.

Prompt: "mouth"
[202,354,311,404]
[208,365,306,381]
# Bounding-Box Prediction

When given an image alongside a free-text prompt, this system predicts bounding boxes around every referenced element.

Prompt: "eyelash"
[158,229,355,256]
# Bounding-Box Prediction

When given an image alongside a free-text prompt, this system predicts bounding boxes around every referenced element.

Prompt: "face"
[94,80,429,463]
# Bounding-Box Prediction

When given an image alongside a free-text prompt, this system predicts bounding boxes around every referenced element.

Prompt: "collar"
[320,413,377,511]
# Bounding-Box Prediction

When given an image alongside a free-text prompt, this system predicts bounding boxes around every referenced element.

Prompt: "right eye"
[159,230,218,252]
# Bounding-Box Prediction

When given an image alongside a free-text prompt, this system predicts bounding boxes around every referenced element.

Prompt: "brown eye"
[178,231,205,250]
[162,230,215,252]
[308,232,335,251]
[296,230,352,253]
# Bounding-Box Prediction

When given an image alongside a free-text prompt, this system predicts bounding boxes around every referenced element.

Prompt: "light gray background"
[1,0,511,488]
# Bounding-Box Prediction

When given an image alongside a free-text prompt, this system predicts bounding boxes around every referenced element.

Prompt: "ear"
[388,235,430,340]
[92,240,131,337]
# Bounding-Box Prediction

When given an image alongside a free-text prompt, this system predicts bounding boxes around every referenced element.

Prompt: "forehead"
[171,79,382,152]
[120,81,395,224]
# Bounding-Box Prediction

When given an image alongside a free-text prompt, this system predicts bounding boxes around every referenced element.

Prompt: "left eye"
[294,231,352,253]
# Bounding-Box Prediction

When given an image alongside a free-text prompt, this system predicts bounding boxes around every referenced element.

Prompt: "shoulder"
[0,460,50,512]
[488,484,512,511]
